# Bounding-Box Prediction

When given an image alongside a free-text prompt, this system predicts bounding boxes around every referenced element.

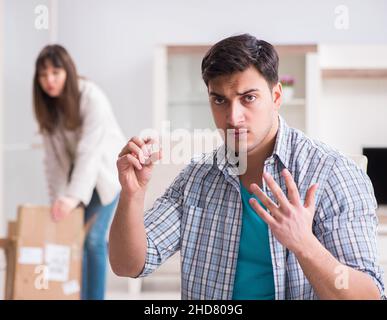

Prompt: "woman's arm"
[65,83,110,206]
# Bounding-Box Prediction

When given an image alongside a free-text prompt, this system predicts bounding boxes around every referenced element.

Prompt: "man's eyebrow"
[236,88,260,95]
[209,88,260,97]
[209,91,225,97]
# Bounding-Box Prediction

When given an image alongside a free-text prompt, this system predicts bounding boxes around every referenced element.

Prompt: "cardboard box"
[1,205,85,300]
[4,221,17,300]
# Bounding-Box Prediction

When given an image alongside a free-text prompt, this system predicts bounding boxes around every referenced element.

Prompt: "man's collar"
[271,115,292,169]
[215,115,292,176]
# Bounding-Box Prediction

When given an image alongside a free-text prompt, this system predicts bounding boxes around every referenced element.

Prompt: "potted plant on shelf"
[279,75,295,103]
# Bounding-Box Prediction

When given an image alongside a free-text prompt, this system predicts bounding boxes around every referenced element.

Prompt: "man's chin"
[225,141,256,154]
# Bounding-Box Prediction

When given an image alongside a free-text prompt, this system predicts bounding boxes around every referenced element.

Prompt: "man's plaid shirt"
[136,116,385,300]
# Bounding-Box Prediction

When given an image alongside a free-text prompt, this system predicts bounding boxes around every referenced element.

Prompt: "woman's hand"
[51,196,80,222]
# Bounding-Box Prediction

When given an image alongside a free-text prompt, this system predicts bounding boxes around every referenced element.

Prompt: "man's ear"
[272,82,282,111]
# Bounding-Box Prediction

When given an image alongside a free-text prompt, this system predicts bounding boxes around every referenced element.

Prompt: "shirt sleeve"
[314,156,385,299]
[135,164,189,278]
[42,133,68,204]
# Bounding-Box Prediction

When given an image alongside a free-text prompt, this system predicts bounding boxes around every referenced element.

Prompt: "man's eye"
[243,95,256,103]
[214,98,225,105]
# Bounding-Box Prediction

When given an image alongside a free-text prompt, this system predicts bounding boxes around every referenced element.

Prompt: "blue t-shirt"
[232,183,275,300]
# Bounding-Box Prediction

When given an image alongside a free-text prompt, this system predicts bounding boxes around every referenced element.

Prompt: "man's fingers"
[125,153,143,170]
[144,147,162,165]
[117,153,143,170]
[123,141,148,163]
[143,136,156,145]
[304,183,319,209]
[249,198,277,226]
[119,137,145,157]
[263,172,290,210]
[250,183,280,216]
[119,136,158,159]
[282,169,301,206]
[131,136,146,147]
[119,139,133,157]
[134,136,156,159]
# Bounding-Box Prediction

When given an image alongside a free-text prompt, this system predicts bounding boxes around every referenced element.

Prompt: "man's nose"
[227,102,245,127]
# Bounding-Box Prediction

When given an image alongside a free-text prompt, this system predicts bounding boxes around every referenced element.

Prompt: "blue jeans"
[82,190,118,300]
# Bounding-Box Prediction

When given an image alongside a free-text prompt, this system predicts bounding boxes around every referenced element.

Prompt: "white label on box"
[62,280,80,296]
[45,244,71,282]
[18,247,43,265]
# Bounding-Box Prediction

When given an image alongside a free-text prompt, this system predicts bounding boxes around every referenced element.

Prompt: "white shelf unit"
[319,44,387,284]
[317,44,387,153]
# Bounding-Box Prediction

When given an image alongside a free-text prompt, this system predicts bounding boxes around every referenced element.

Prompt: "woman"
[33,44,126,300]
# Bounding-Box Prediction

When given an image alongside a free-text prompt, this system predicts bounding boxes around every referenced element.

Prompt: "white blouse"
[42,79,126,206]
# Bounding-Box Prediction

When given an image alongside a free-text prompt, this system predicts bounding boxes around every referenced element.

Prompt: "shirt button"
[276,261,282,268]
[267,158,275,165]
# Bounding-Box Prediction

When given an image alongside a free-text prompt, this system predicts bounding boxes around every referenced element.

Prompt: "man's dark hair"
[201,34,279,88]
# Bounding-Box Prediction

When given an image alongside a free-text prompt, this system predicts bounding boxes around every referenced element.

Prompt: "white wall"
[56,0,387,137]
[0,0,5,298]
[3,0,387,220]
[3,0,52,220]
[0,0,4,235]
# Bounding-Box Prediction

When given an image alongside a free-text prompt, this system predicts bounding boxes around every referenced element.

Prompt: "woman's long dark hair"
[33,44,82,134]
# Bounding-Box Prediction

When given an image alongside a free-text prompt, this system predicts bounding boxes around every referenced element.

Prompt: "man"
[109,34,385,300]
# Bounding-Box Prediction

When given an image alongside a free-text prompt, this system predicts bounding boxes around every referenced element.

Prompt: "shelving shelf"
[154,43,319,137]
[321,68,387,79]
